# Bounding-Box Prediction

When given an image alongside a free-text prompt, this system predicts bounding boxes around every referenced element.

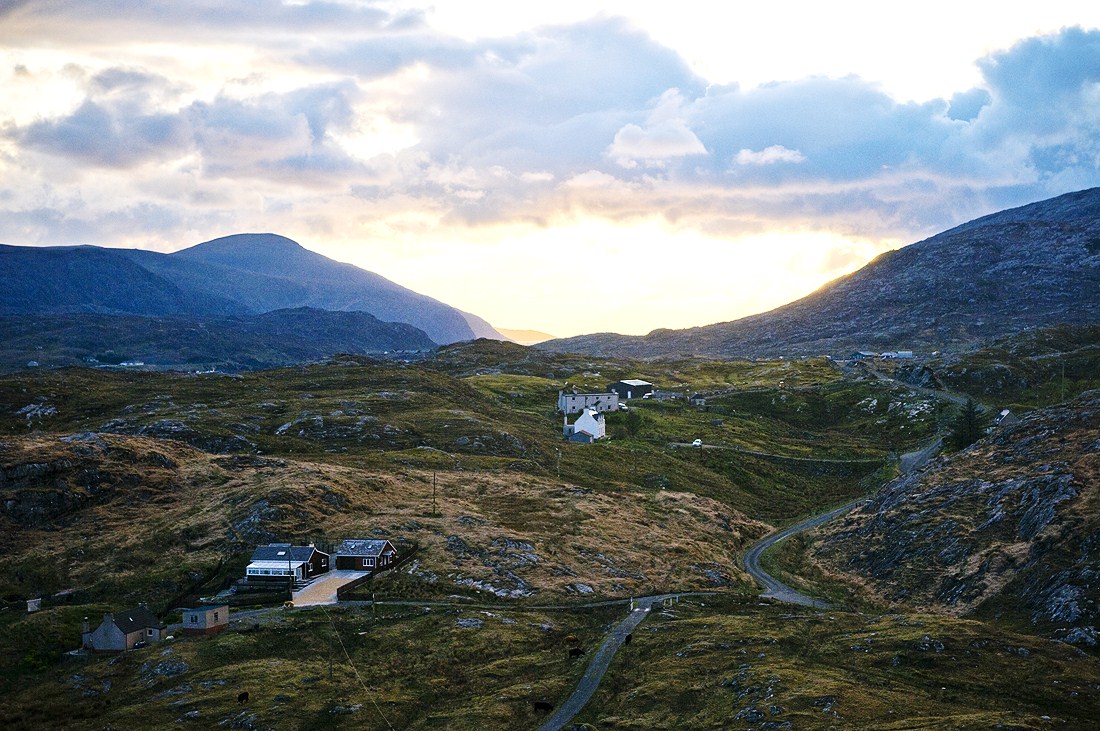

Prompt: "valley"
[1,328,1098,729]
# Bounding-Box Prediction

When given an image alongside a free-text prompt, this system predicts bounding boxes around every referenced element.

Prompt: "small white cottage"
[563,408,606,443]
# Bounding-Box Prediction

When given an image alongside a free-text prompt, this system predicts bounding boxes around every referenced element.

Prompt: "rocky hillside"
[810,390,1100,645]
[0,233,504,345]
[541,187,1100,358]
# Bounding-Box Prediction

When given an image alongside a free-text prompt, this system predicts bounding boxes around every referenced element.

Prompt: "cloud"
[735,145,806,166]
[607,89,707,168]
[1,11,1099,259]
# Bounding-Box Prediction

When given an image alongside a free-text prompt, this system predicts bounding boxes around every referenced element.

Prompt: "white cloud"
[606,89,707,168]
[735,145,806,166]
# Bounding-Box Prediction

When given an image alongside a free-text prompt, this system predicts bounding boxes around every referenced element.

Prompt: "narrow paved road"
[537,593,698,731]
[742,498,865,608]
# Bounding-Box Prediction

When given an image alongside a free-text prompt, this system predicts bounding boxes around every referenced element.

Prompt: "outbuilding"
[607,379,653,400]
[181,605,229,636]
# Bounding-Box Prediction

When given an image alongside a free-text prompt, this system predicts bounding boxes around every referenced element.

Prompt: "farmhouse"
[564,408,606,443]
[689,393,706,407]
[245,543,330,581]
[82,605,165,653]
[182,604,229,636]
[607,379,653,400]
[557,389,620,414]
[333,539,398,570]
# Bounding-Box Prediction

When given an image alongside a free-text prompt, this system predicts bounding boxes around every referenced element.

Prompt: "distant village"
[557,350,925,443]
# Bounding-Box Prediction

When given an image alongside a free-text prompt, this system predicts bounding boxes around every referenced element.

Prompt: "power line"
[320,605,396,731]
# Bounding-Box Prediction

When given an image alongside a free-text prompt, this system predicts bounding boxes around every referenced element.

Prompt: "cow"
[564,634,579,644]
[237,691,249,704]
[624,633,633,646]
[533,700,553,713]
[568,647,584,659]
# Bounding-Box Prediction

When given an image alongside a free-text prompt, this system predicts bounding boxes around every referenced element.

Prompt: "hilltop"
[540,187,1100,358]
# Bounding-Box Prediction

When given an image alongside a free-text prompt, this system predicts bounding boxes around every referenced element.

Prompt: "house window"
[213,612,219,621]
[147,629,154,636]
[190,615,198,624]
[366,558,375,567]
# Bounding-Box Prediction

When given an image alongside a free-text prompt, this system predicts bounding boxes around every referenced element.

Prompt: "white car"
[691,439,703,447]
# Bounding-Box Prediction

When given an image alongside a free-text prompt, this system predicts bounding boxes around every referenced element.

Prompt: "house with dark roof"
[333,539,398,571]
[245,543,330,581]
[689,393,706,407]
[82,605,165,653]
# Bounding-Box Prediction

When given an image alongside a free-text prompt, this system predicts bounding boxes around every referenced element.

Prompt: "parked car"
[692,439,703,447]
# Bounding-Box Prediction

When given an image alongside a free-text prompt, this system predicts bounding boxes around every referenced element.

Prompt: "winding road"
[741,498,866,608]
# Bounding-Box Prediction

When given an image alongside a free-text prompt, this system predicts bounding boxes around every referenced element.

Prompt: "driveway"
[292,570,369,607]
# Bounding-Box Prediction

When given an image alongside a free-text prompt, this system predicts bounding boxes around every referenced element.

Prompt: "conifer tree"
[949,398,984,449]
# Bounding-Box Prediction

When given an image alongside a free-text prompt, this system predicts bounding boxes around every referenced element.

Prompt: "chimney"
[82,617,90,634]
[103,612,113,626]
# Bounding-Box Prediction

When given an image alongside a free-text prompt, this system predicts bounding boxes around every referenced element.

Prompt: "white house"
[558,389,620,414]
[564,408,606,443]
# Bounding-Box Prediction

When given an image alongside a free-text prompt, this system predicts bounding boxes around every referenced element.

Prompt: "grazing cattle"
[564,634,578,644]
[568,647,584,659]
[624,633,632,645]
[533,700,553,713]
[237,692,249,704]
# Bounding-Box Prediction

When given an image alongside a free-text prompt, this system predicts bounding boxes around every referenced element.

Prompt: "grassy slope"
[1,602,625,730]
[577,596,1100,730]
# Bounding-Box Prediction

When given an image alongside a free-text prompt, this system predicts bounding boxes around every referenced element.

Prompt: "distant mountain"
[0,307,436,372]
[497,328,556,346]
[0,233,506,345]
[540,188,1100,358]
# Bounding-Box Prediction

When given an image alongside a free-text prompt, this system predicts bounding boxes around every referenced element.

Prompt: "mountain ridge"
[539,187,1100,358]
[0,233,504,346]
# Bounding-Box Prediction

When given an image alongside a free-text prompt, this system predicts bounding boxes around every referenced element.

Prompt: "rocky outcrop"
[813,391,1100,644]
[0,433,183,529]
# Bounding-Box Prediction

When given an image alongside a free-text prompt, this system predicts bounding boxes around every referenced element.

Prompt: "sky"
[2,2,1100,337]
